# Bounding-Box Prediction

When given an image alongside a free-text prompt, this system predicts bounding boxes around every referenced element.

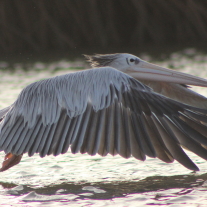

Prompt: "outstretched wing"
[1,67,207,171]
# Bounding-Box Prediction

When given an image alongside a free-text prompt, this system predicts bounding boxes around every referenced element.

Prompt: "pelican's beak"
[127,60,207,87]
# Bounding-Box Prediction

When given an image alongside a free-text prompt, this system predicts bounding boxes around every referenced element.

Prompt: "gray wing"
[0,105,13,122]
[137,80,207,109]
[1,67,207,171]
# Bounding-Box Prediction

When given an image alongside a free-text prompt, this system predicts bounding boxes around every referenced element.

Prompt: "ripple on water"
[21,191,78,202]
[82,186,106,193]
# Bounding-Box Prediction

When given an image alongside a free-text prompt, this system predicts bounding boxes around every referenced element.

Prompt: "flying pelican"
[1,53,207,173]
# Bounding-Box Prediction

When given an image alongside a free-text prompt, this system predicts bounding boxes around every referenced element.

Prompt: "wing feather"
[97,108,109,157]
[15,116,42,155]
[0,106,12,120]
[36,124,54,154]
[63,113,83,154]
[163,116,207,160]
[23,119,43,154]
[4,118,25,153]
[70,104,92,155]
[143,114,174,163]
[61,116,80,154]
[88,109,106,156]
[1,67,207,171]
[151,115,199,171]
[79,107,99,154]
[171,116,207,146]
[45,110,68,155]
[52,116,71,156]
[39,117,65,157]
[1,117,24,151]
[102,103,117,156]
[179,113,207,137]
[129,113,145,160]
[28,123,48,157]
[114,99,130,158]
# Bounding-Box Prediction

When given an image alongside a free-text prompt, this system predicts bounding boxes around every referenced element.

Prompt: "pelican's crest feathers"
[84,54,121,67]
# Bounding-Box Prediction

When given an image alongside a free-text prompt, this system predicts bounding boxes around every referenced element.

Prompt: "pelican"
[1,53,207,173]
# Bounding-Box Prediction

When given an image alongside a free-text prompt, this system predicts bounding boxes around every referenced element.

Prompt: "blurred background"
[1,0,207,62]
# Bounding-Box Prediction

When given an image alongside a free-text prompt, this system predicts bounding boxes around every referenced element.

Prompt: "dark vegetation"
[1,0,207,57]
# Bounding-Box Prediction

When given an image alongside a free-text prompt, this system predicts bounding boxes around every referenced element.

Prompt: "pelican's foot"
[0,153,23,172]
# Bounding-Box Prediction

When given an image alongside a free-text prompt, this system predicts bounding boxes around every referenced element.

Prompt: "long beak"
[127,61,207,87]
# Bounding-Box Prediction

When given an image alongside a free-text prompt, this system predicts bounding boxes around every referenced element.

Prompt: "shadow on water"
[1,172,207,201]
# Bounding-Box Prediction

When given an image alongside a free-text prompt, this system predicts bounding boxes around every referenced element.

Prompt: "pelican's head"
[85,53,207,87]
[84,53,140,72]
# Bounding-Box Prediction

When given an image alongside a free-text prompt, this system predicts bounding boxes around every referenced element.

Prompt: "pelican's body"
[1,53,207,172]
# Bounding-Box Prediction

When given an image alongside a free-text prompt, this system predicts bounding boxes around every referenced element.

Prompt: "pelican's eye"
[129,58,139,65]
[126,57,140,65]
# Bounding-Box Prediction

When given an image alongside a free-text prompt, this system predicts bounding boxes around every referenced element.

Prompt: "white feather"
[2,67,142,128]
